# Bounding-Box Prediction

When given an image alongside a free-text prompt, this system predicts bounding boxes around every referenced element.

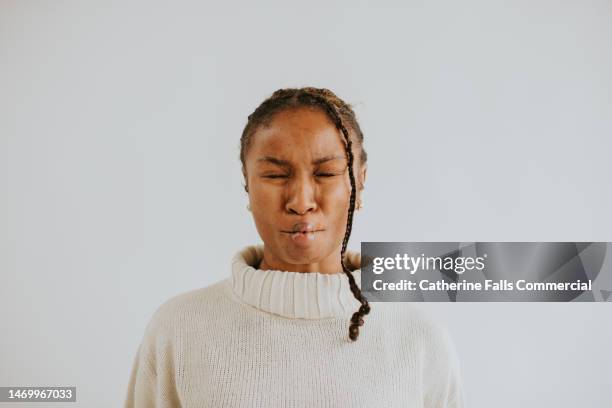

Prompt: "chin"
[284,245,321,260]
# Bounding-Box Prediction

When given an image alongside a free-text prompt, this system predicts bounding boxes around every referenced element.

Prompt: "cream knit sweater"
[124,245,464,407]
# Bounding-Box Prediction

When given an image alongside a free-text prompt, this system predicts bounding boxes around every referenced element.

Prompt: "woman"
[125,87,464,407]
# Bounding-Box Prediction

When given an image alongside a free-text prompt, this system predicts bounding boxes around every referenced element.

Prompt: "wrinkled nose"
[285,175,317,215]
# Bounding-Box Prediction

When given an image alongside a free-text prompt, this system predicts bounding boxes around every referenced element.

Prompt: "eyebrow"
[256,155,346,166]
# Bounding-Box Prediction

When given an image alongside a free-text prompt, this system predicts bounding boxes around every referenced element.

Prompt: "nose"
[285,173,318,215]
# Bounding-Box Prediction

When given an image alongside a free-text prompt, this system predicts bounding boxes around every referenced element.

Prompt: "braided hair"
[239,87,370,341]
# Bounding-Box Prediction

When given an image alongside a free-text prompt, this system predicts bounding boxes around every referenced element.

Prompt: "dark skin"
[244,107,367,274]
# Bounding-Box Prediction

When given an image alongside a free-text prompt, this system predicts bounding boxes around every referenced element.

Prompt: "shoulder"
[401,304,460,376]
[156,279,230,316]
[387,304,465,406]
[375,303,462,395]
[376,302,458,359]
[140,279,231,345]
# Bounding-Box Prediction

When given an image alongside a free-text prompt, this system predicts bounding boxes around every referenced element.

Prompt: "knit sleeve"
[422,320,465,408]
[124,303,182,408]
[124,343,158,407]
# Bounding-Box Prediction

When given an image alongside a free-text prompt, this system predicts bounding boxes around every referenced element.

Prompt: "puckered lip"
[281,229,325,234]
[280,221,325,234]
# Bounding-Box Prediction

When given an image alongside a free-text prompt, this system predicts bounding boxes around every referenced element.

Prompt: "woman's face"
[244,107,367,271]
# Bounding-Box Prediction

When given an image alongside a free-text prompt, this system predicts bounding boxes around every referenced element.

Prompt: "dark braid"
[239,87,370,341]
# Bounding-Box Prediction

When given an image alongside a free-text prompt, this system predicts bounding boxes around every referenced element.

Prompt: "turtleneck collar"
[229,244,362,319]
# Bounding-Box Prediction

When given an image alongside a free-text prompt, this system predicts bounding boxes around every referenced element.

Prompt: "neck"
[258,244,345,274]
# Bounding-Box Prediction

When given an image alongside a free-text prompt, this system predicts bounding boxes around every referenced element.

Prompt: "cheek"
[249,182,280,207]
[249,187,279,232]
[321,180,351,224]
[330,172,353,200]
[322,182,350,205]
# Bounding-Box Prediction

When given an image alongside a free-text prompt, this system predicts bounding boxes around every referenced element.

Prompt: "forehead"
[248,107,346,163]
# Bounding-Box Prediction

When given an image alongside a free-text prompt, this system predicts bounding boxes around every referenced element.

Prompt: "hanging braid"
[239,87,370,341]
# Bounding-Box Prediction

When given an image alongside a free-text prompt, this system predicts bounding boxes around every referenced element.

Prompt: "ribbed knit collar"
[230,244,362,319]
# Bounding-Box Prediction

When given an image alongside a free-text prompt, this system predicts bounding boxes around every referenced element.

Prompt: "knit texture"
[124,245,464,407]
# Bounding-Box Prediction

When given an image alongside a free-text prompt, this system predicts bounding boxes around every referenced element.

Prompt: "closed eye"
[263,173,338,179]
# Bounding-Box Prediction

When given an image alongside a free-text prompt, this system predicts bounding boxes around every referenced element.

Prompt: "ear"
[357,164,367,192]
[242,167,249,193]
[355,164,368,206]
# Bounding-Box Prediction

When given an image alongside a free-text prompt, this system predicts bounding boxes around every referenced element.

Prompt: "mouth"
[281,222,324,234]
[282,224,325,246]
[284,230,324,235]
[281,230,325,235]
[281,223,325,247]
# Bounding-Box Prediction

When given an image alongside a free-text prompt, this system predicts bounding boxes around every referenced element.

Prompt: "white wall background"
[1,1,611,407]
